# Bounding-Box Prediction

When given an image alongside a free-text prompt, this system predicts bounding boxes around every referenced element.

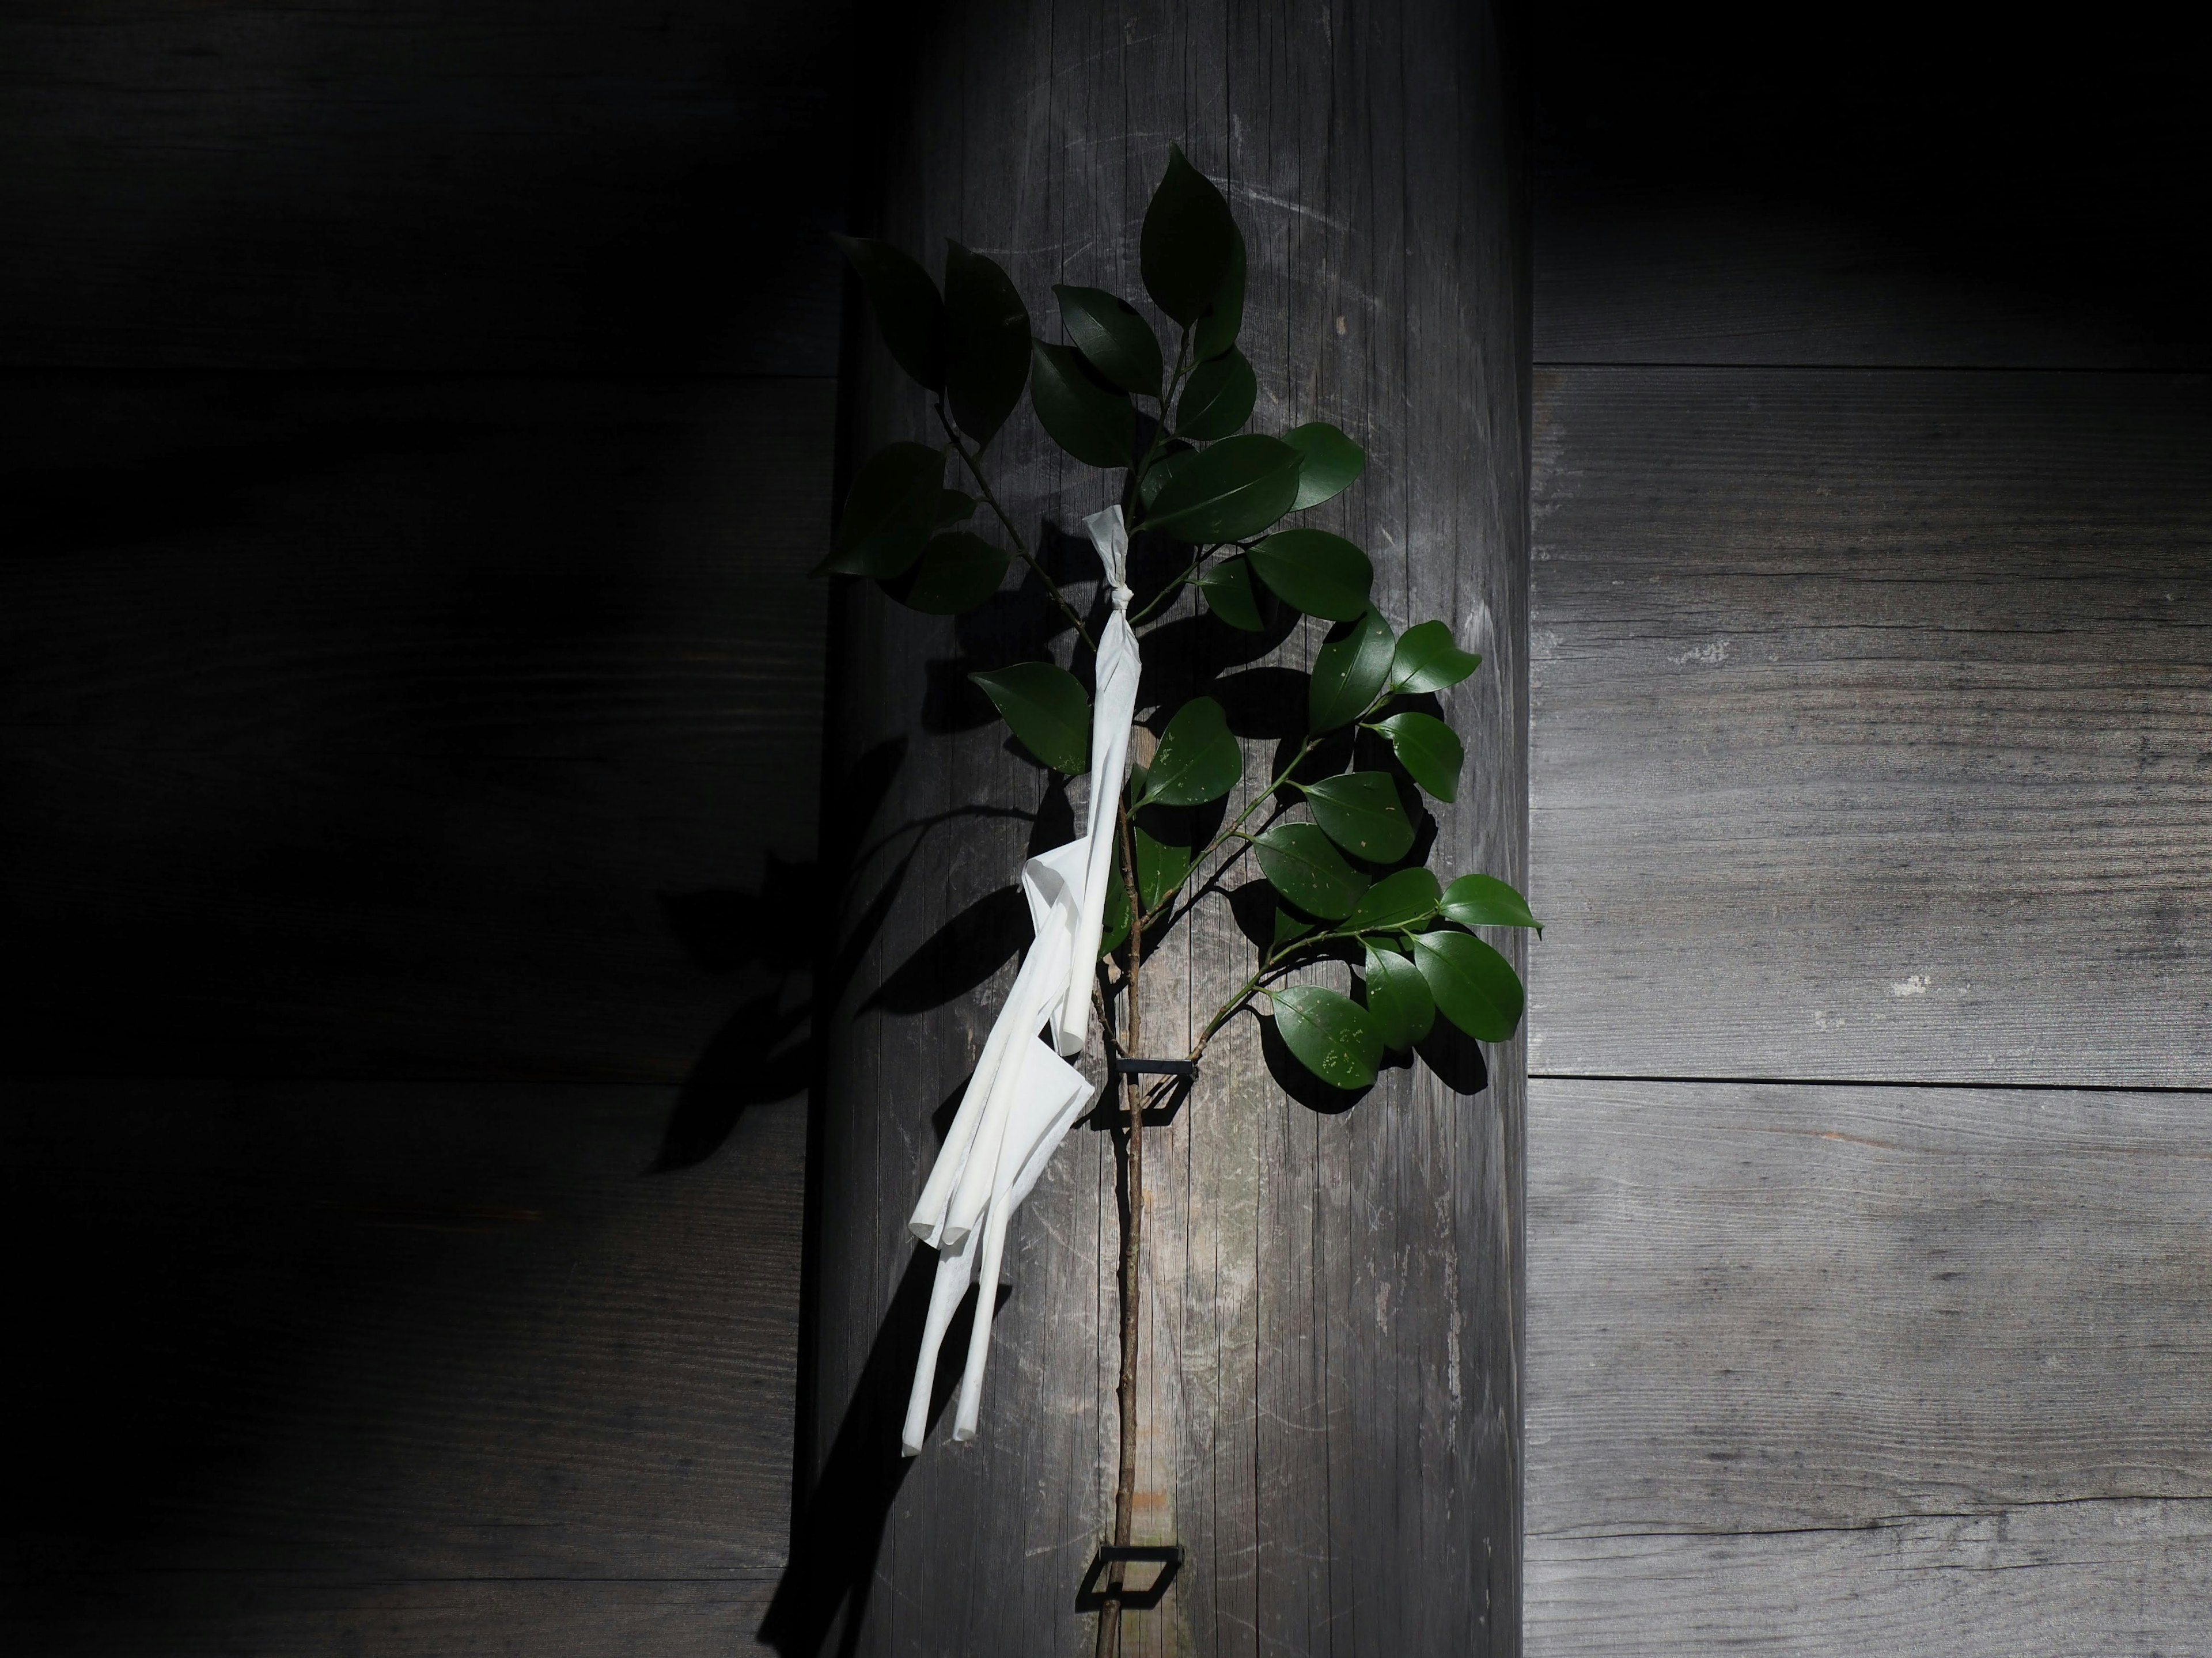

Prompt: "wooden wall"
[1524,13,2212,1654]
[2,4,847,1652]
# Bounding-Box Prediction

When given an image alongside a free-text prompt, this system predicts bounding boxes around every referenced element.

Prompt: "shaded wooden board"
[1527,367,2212,1086]
[0,374,831,1080]
[1523,1076,2212,1652]
[1528,1500,2212,1658]
[0,1,853,374]
[5,1078,805,1655]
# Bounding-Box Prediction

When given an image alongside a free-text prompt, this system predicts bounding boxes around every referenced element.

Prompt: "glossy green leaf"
[819,442,945,577]
[897,530,1009,614]
[1175,347,1256,439]
[1253,823,1368,920]
[1412,929,1525,1042]
[833,235,946,390]
[1141,143,1239,325]
[1143,434,1303,544]
[1272,906,1318,951]
[1390,620,1483,695]
[1373,711,1464,802]
[1141,696,1241,806]
[1349,866,1442,932]
[1247,529,1373,621]
[936,489,977,526]
[1271,985,1383,1090]
[1362,943,1436,1050]
[1195,554,1264,631]
[942,242,1031,446]
[1101,862,1129,957]
[1133,826,1192,911]
[1054,285,1162,397]
[1138,444,1194,512]
[1284,422,1367,510]
[1030,341,1137,468]
[969,661,1090,774]
[1438,872,1543,935]
[1192,219,1246,362]
[1308,606,1396,730]
[1302,771,1415,863]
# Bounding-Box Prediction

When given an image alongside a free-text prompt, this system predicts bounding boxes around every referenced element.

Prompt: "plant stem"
[1138,735,1320,937]
[937,404,1096,653]
[1097,798,1147,1658]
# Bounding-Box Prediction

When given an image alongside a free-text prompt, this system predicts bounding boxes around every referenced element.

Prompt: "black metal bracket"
[1074,1543,1184,1611]
[1110,1057,1196,1079]
[1092,1056,1197,1129]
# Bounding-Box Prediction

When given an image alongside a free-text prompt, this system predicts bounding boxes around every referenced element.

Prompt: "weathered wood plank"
[1524,1076,2212,1652]
[7,1078,806,1654]
[1528,366,2212,1085]
[0,1,852,374]
[0,374,832,1080]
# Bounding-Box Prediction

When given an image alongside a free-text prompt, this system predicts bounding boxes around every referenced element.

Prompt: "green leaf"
[1141,143,1238,325]
[1054,286,1162,397]
[1192,219,1247,362]
[1390,620,1483,694]
[1284,422,1367,510]
[1362,942,1436,1050]
[1271,985,1383,1090]
[1141,696,1242,806]
[1030,341,1137,468]
[1374,711,1464,802]
[1133,826,1192,911]
[1143,434,1304,544]
[1138,443,1193,511]
[1438,873,1543,935]
[937,489,977,526]
[1302,771,1415,863]
[1195,554,1264,631]
[1412,930,1525,1043]
[833,235,946,390]
[942,242,1031,446]
[1308,606,1396,731]
[896,530,1009,614]
[1175,347,1256,440]
[819,442,945,577]
[1272,906,1318,951]
[1349,866,1442,932]
[1254,822,1368,920]
[969,662,1090,774]
[1247,529,1374,621]
[1101,864,1128,957]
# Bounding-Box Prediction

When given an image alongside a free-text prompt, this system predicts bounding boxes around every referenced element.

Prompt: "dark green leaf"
[1390,620,1482,695]
[1362,943,1436,1050]
[1192,219,1246,362]
[942,242,1031,446]
[1248,528,1373,621]
[1272,906,1317,951]
[1438,873,1543,935]
[1308,606,1396,730]
[1126,761,1150,802]
[819,442,945,577]
[1138,444,1194,511]
[1374,710,1464,802]
[1303,771,1415,863]
[1133,826,1192,911]
[936,489,977,526]
[1195,554,1264,631]
[969,661,1090,774]
[1271,985,1382,1090]
[833,235,946,390]
[1143,434,1303,544]
[1141,696,1242,806]
[1141,143,1238,325]
[1101,863,1128,957]
[1254,823,1368,920]
[1284,422,1367,510]
[1175,347,1256,440]
[1054,285,1162,397]
[1349,866,1442,932]
[1030,341,1137,468]
[1412,930,1525,1042]
[896,530,1009,614]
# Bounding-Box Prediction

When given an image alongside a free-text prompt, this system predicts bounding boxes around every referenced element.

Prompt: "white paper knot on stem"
[900,505,1141,1455]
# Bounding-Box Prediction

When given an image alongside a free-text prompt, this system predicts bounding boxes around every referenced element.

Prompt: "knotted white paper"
[900,506,1141,1455]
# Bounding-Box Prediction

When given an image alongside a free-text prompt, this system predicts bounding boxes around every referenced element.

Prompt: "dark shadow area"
[861,884,1028,1015]
[1414,1016,1491,1098]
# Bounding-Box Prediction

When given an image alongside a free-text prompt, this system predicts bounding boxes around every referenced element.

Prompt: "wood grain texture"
[797,2,1529,1652]
[0,1,853,374]
[1527,366,2212,1086]
[0,373,832,1080]
[5,1078,807,1656]
[1522,1076,2212,1654]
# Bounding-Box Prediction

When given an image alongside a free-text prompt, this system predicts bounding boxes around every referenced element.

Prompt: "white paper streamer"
[900,506,1141,1455]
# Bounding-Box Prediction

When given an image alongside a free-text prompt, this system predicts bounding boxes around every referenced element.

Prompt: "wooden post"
[779,2,1529,1652]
